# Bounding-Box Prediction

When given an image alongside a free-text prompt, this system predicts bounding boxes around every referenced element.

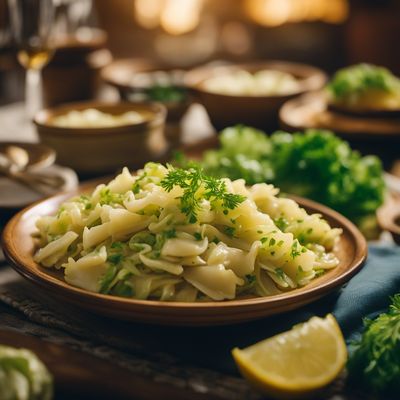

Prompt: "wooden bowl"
[33,101,168,175]
[327,102,400,119]
[185,61,327,131]
[101,59,193,123]
[2,189,367,326]
[280,91,400,141]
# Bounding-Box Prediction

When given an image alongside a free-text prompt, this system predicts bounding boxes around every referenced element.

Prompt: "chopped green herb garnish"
[132,172,147,194]
[129,232,156,249]
[164,228,177,239]
[99,264,118,293]
[275,268,285,280]
[107,253,124,265]
[154,233,166,251]
[132,184,140,194]
[290,240,301,259]
[224,226,236,237]
[78,195,92,210]
[194,232,202,241]
[112,280,133,297]
[99,188,124,205]
[269,238,276,247]
[152,250,161,259]
[314,269,325,277]
[160,164,245,223]
[245,274,256,284]
[274,217,289,232]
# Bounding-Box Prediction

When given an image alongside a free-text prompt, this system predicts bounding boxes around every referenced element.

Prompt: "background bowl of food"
[34,101,167,175]
[326,63,400,118]
[279,63,400,169]
[185,61,327,131]
[101,59,192,144]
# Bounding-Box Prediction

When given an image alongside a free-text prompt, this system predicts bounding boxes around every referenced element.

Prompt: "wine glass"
[8,0,55,118]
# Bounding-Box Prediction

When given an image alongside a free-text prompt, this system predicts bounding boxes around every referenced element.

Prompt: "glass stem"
[25,68,43,120]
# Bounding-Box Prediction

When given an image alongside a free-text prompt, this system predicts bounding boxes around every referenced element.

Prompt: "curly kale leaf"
[347,294,400,396]
[201,126,385,223]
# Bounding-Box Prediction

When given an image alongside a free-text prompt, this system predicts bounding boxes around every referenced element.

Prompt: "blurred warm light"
[134,0,164,29]
[134,0,204,35]
[161,0,203,35]
[245,0,349,27]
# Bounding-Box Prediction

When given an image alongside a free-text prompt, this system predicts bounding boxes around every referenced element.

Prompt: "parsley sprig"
[160,164,246,223]
[348,294,400,396]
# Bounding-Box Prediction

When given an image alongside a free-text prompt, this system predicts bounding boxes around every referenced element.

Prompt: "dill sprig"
[160,164,246,223]
[347,294,400,396]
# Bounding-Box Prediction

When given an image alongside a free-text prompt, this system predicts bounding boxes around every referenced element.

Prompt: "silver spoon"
[0,145,66,195]
[5,145,30,171]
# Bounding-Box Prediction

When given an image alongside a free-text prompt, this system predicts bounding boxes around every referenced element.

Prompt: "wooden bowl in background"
[101,59,193,145]
[185,61,327,132]
[33,101,167,175]
[327,102,400,119]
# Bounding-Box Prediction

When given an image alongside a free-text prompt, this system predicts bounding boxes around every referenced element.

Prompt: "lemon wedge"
[232,314,347,399]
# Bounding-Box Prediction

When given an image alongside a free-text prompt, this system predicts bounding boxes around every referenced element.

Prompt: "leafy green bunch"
[327,63,400,100]
[348,294,400,396]
[200,126,385,225]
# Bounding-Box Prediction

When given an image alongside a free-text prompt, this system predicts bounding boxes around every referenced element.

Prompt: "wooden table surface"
[0,101,397,400]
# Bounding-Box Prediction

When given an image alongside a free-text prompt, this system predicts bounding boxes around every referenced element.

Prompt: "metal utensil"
[0,145,66,195]
[4,145,30,171]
